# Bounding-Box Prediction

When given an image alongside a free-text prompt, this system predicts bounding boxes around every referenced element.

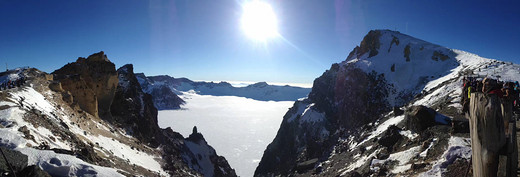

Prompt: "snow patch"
[371,146,421,174]
[184,141,215,177]
[420,136,471,176]
[353,115,405,150]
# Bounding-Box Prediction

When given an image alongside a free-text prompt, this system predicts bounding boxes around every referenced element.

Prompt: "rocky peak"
[85,51,110,62]
[248,81,268,88]
[52,51,118,118]
[186,126,205,144]
[349,30,382,59]
[255,30,464,176]
[183,128,237,177]
[110,64,161,146]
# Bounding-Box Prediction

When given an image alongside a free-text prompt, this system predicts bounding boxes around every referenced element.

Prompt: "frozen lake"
[158,92,295,177]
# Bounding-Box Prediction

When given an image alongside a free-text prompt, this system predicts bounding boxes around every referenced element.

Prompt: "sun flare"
[241,1,279,41]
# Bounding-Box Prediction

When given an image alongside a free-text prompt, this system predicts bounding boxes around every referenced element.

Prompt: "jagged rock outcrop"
[110,64,162,146]
[182,127,237,177]
[52,51,118,118]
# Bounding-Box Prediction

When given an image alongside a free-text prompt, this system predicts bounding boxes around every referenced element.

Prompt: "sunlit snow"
[158,92,294,177]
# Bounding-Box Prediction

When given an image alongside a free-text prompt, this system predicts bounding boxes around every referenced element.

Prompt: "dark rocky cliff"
[111,64,162,146]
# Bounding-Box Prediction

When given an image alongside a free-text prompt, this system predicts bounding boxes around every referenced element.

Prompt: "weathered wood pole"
[501,99,517,177]
[468,93,506,177]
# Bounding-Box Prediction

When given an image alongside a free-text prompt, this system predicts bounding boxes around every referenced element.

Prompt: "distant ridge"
[136,73,311,105]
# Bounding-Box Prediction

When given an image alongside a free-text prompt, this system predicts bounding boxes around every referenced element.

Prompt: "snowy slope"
[345,30,459,106]
[0,86,131,176]
[255,30,520,177]
[0,65,236,176]
[0,68,172,176]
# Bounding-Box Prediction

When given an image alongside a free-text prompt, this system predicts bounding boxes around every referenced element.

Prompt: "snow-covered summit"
[344,30,459,106]
[255,29,520,177]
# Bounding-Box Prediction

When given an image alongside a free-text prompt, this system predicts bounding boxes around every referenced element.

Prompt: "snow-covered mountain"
[136,74,311,107]
[0,52,236,177]
[135,73,185,110]
[255,30,520,176]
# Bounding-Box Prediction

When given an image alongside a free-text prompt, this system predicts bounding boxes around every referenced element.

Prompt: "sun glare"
[241,1,279,41]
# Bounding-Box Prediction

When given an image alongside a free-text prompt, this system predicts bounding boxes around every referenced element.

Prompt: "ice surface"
[158,92,293,177]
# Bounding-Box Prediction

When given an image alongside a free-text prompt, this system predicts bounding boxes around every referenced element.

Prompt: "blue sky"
[0,0,519,84]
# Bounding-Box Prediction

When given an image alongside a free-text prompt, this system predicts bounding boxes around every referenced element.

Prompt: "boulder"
[405,105,437,132]
[377,125,403,151]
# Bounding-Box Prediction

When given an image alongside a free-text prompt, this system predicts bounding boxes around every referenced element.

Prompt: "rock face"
[52,51,118,118]
[254,30,484,176]
[110,64,162,146]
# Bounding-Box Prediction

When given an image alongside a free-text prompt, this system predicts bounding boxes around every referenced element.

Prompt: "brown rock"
[52,51,118,118]
[61,91,73,104]
[43,74,53,81]
[48,81,64,92]
[404,44,411,62]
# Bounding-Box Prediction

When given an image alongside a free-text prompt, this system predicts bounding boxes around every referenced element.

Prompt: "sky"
[0,0,519,84]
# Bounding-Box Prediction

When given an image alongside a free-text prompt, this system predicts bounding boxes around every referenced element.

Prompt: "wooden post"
[502,99,518,177]
[468,93,506,177]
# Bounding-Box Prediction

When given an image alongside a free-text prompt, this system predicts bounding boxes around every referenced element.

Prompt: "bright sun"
[241,1,279,41]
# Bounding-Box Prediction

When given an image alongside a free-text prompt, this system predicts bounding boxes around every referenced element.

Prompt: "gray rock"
[17,165,51,177]
[0,147,28,175]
